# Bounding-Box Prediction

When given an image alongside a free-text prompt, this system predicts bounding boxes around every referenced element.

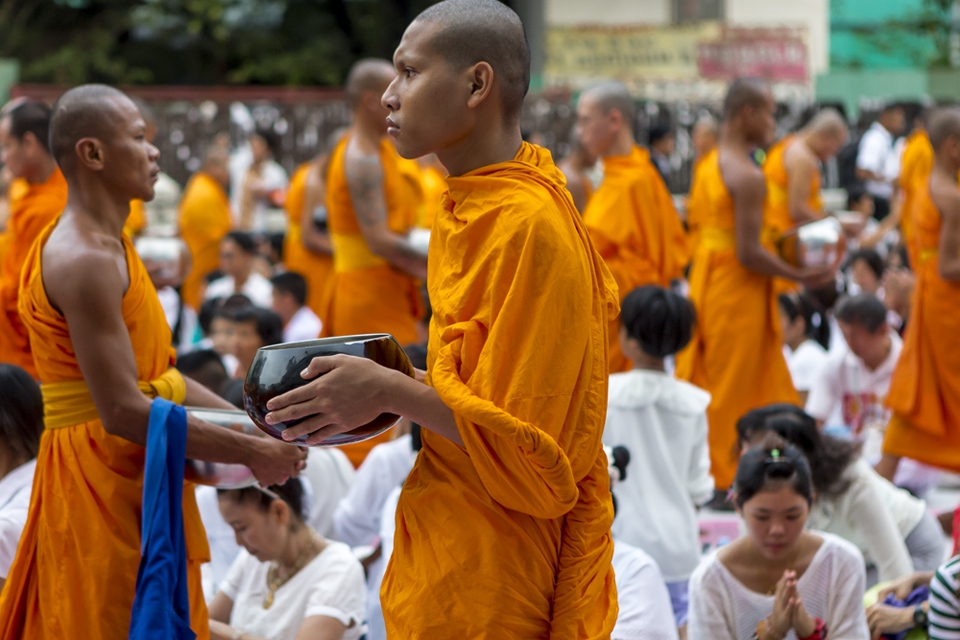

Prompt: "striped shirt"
[930,556,960,639]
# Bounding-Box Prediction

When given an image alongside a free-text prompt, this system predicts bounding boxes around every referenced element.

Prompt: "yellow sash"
[331,232,388,272]
[42,368,187,430]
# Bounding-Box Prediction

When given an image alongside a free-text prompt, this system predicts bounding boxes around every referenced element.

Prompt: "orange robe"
[179,171,233,310]
[283,162,334,327]
[884,183,960,472]
[0,222,210,639]
[0,168,67,376]
[676,150,800,489]
[417,165,447,229]
[125,199,147,237]
[326,135,424,466]
[686,155,711,253]
[898,131,934,269]
[382,142,619,638]
[583,144,690,372]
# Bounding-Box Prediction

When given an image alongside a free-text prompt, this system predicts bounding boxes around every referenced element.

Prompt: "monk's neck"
[603,133,634,159]
[438,126,523,177]
[63,181,129,237]
[719,128,756,158]
[24,155,58,186]
[933,159,960,185]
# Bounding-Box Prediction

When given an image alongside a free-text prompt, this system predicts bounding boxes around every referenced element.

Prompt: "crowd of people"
[1,1,960,638]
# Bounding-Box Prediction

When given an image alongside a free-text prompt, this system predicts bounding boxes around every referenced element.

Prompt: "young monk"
[675,79,835,492]
[263,1,620,636]
[0,84,306,640]
[882,108,960,479]
[0,101,67,377]
[577,80,690,372]
[897,110,934,268]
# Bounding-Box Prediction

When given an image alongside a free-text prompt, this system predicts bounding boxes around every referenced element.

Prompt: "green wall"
[0,60,19,104]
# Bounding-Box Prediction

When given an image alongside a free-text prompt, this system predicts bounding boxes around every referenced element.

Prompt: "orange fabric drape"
[283,162,334,328]
[898,131,934,269]
[125,199,147,237]
[382,142,619,639]
[178,171,233,310]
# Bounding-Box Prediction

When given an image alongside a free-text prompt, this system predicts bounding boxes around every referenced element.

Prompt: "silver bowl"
[185,407,258,489]
[778,217,846,269]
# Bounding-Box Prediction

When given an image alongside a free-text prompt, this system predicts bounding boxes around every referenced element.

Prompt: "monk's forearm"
[183,375,238,410]
[184,416,264,466]
[383,369,463,447]
[737,243,802,280]
[369,233,427,279]
[302,228,333,255]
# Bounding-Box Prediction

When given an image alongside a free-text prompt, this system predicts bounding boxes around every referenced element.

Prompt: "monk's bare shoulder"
[42,221,128,314]
[784,139,817,171]
[719,148,765,200]
[930,175,960,221]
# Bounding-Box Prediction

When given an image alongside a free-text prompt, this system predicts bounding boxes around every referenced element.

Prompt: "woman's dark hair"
[778,291,831,350]
[223,231,257,255]
[252,127,281,158]
[620,285,696,358]
[736,403,860,500]
[0,364,43,461]
[850,248,885,281]
[218,477,307,522]
[233,306,284,347]
[734,436,814,508]
[846,184,871,210]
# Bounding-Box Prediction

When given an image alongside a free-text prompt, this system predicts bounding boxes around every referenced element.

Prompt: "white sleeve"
[841,472,914,584]
[825,542,870,640]
[687,413,715,507]
[612,551,679,640]
[791,349,827,393]
[805,355,842,421]
[332,449,392,547]
[217,549,250,601]
[304,552,367,629]
[0,516,24,579]
[687,563,737,640]
[856,130,886,173]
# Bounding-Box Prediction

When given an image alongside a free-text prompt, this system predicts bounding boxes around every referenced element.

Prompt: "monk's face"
[738,484,809,561]
[691,123,718,159]
[812,131,848,162]
[99,97,161,202]
[575,95,618,159]
[383,20,476,160]
[743,93,776,148]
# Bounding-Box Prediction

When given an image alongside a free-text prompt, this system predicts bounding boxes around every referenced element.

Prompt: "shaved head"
[413,0,530,121]
[806,108,847,138]
[581,81,636,131]
[928,108,960,150]
[49,84,134,170]
[723,78,770,121]
[346,58,395,108]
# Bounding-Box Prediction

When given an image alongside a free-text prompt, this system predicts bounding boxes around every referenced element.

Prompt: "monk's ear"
[465,61,495,110]
[75,137,105,172]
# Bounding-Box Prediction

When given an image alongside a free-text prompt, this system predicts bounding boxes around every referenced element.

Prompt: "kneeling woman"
[688,441,869,639]
[210,479,366,640]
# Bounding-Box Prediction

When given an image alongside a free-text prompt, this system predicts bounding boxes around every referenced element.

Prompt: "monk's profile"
[264,1,620,636]
[0,84,305,640]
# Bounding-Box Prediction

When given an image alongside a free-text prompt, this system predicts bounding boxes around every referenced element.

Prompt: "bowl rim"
[256,333,394,352]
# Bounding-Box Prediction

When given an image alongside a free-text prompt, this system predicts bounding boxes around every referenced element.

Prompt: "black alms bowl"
[242,334,415,446]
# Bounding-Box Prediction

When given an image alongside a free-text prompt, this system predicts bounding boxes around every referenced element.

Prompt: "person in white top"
[612,538,680,640]
[688,441,869,640]
[210,478,366,640]
[737,404,945,587]
[856,104,906,221]
[806,293,939,497]
[205,231,275,309]
[270,272,323,343]
[0,365,43,589]
[237,129,288,232]
[778,291,831,405]
[603,286,713,632]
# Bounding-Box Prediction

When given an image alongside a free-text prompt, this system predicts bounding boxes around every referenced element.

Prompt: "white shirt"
[0,460,36,578]
[157,286,199,351]
[688,533,869,640]
[364,485,404,640]
[283,306,322,343]
[333,434,417,547]
[301,448,355,539]
[612,539,680,640]
[603,370,714,581]
[220,542,366,640]
[205,272,274,308]
[783,340,829,393]
[856,122,898,199]
[806,458,925,584]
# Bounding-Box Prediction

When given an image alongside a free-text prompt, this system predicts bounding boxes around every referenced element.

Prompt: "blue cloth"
[128,398,195,640]
[881,586,930,640]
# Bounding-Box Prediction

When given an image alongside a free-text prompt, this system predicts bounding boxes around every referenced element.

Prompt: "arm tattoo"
[345,151,387,228]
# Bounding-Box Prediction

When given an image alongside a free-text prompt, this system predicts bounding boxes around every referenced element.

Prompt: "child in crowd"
[602,285,713,635]
[778,291,831,404]
[688,440,869,639]
[849,248,885,297]
[270,271,322,343]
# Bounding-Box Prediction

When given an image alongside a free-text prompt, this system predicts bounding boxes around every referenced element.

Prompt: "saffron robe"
[178,172,233,310]
[283,162,333,327]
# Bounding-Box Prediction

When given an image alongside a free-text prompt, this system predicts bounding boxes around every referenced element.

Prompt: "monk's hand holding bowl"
[264,354,399,446]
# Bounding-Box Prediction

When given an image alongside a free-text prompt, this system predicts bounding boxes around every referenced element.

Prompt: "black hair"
[222,293,254,310]
[204,270,225,285]
[223,231,257,255]
[850,248,885,281]
[648,124,673,146]
[778,291,831,350]
[232,306,284,347]
[846,184,871,210]
[4,101,53,153]
[734,437,814,508]
[198,297,224,335]
[175,349,228,393]
[835,293,888,333]
[736,404,860,501]
[620,285,696,358]
[270,271,308,307]
[888,244,911,271]
[218,477,308,522]
[0,364,43,461]
[252,127,281,158]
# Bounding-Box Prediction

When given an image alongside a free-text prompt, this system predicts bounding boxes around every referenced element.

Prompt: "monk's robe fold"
[583,145,689,372]
[326,136,424,466]
[178,171,233,310]
[898,131,934,269]
[381,142,619,639]
[126,199,147,237]
[417,165,447,229]
[0,167,67,376]
[283,162,333,328]
[0,222,210,640]
[676,150,800,489]
[884,184,960,472]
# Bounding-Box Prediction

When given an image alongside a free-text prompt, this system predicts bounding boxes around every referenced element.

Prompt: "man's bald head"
[346,59,395,108]
[412,0,530,121]
[806,108,847,139]
[581,81,636,131]
[49,84,134,170]
[928,108,960,150]
[723,78,770,121]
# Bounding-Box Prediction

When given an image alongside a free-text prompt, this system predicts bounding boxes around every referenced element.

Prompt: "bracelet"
[798,617,827,640]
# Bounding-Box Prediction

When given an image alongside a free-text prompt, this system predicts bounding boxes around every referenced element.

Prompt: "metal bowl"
[184,407,258,489]
[778,217,846,269]
[242,334,415,447]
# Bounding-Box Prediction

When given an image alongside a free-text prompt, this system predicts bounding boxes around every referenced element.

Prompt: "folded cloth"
[881,586,930,640]
[129,398,195,640]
